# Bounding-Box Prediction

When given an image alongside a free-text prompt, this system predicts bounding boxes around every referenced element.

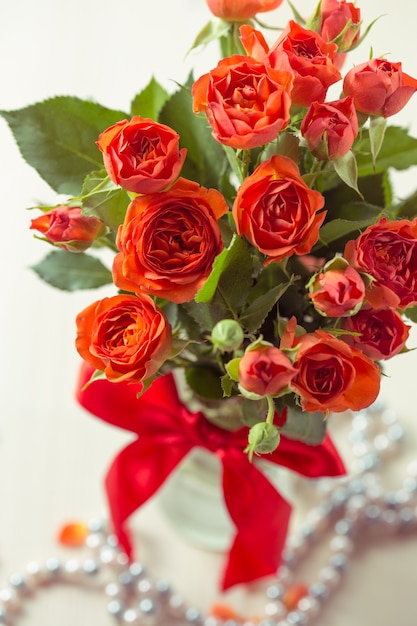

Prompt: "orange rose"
[30,206,104,253]
[241,24,341,107]
[205,0,283,21]
[341,307,410,361]
[281,320,380,414]
[75,294,172,385]
[268,21,341,107]
[96,116,186,194]
[232,155,326,263]
[192,55,293,150]
[112,178,228,303]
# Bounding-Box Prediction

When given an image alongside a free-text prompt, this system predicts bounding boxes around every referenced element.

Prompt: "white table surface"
[1,1,417,624]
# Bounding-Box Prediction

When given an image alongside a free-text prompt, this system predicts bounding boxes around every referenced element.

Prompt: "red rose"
[268,21,341,107]
[343,58,417,118]
[300,97,358,160]
[308,257,365,317]
[205,0,283,21]
[341,307,410,361]
[192,55,293,150]
[232,155,326,263]
[112,178,228,304]
[344,218,417,308]
[319,0,361,52]
[30,206,104,253]
[238,345,297,396]
[75,294,172,385]
[281,320,380,413]
[96,116,186,194]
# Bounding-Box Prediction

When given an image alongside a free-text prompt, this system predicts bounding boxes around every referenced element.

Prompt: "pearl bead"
[266,583,285,600]
[265,600,286,618]
[122,607,139,623]
[297,596,320,618]
[318,566,342,589]
[329,536,354,555]
[308,581,330,603]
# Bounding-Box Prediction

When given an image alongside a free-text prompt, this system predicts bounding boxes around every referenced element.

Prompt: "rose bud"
[97,116,186,194]
[245,421,281,461]
[238,345,297,397]
[319,0,361,53]
[30,206,104,253]
[300,97,358,161]
[211,319,244,353]
[307,256,365,317]
[341,307,411,361]
[343,58,417,118]
[205,0,283,21]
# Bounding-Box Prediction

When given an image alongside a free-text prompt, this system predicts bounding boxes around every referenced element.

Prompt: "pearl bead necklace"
[0,400,416,625]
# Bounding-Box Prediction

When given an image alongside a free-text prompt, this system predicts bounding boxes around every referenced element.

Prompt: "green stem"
[266,395,275,425]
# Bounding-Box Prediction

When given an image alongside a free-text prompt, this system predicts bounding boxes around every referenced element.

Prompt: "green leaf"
[195,235,253,312]
[368,116,387,167]
[189,18,231,51]
[80,169,130,230]
[181,300,230,333]
[280,406,327,445]
[130,77,170,120]
[332,151,363,198]
[159,81,229,189]
[356,125,417,177]
[316,217,377,249]
[185,365,224,400]
[240,282,293,333]
[31,250,113,291]
[0,97,127,195]
[404,305,417,324]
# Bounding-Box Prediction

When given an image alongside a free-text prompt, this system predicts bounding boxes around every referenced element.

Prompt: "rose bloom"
[319,0,361,52]
[344,218,417,308]
[232,155,326,264]
[281,320,380,413]
[205,0,283,21]
[343,58,417,118]
[308,263,365,317]
[96,116,187,194]
[30,206,104,252]
[267,21,341,107]
[75,294,172,385]
[238,345,297,396]
[341,307,410,361]
[192,55,293,150]
[300,96,358,161]
[112,177,228,304]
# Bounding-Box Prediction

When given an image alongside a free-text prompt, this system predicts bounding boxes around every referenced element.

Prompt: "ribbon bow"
[76,363,346,590]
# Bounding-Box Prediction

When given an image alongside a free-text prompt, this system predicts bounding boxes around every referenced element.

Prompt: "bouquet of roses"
[4,0,417,589]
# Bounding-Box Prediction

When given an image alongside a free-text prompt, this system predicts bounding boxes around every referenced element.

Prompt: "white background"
[1,0,417,624]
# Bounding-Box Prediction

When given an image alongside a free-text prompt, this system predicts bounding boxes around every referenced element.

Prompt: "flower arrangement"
[4,0,417,590]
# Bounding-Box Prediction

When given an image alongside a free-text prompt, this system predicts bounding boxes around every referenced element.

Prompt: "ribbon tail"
[220,449,292,591]
[105,437,192,559]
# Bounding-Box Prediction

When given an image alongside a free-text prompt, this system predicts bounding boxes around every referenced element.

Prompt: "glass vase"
[157,370,296,552]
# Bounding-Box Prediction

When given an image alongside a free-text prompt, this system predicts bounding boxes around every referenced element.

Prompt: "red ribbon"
[76,362,346,590]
